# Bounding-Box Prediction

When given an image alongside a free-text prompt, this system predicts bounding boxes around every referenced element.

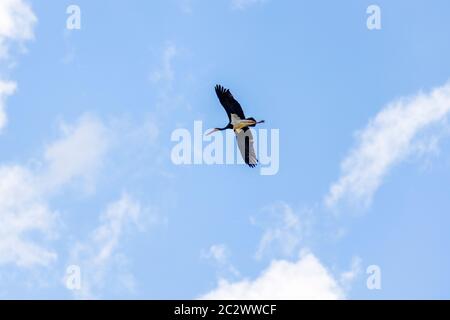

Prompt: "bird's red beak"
[206,128,219,136]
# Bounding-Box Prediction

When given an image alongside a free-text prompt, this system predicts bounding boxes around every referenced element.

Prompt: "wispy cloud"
[252,202,313,259]
[148,41,191,150]
[149,42,187,116]
[201,250,344,300]
[325,82,450,210]
[202,244,240,278]
[203,244,230,265]
[339,256,362,292]
[69,194,142,299]
[150,43,177,85]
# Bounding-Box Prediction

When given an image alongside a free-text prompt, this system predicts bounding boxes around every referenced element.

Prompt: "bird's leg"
[241,119,257,125]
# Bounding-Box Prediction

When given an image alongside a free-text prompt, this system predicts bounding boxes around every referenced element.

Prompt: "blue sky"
[1,0,450,299]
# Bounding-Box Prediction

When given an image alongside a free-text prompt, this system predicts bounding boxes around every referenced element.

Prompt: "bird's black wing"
[215,85,246,121]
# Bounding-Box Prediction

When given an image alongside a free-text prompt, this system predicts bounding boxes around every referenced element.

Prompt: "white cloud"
[0,0,36,59]
[231,0,266,10]
[69,194,146,299]
[0,114,109,268]
[0,80,16,131]
[325,82,450,209]
[43,115,109,190]
[201,251,344,300]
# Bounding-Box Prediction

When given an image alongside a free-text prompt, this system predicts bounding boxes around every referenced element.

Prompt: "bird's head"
[206,123,233,136]
[206,128,220,136]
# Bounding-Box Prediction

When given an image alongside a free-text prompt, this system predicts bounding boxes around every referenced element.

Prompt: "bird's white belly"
[231,114,251,132]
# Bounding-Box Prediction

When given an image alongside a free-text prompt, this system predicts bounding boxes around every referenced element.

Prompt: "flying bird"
[207,85,265,168]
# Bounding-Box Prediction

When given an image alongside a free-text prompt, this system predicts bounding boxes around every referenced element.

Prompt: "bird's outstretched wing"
[215,85,246,121]
[236,129,258,168]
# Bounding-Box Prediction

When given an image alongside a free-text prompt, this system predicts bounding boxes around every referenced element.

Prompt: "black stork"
[207,85,265,168]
